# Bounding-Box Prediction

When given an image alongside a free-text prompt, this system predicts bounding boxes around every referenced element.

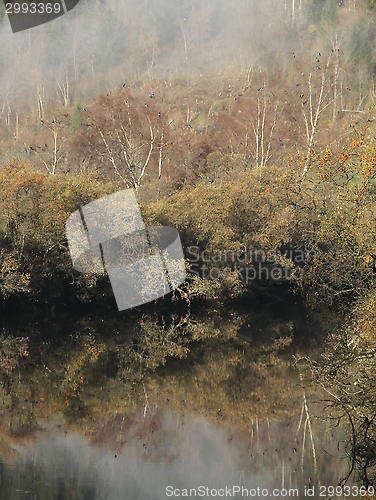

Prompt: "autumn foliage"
[0,163,117,305]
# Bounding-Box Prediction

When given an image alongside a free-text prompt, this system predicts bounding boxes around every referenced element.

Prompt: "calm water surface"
[0,309,353,499]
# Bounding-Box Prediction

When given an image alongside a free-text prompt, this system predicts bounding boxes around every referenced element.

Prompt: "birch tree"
[250,95,280,169]
[231,93,281,170]
[92,99,156,190]
[301,52,338,177]
[30,118,66,175]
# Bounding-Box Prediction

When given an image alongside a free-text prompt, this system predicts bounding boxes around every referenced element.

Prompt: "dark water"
[0,307,353,499]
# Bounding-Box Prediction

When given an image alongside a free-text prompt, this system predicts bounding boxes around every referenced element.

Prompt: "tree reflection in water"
[0,305,354,498]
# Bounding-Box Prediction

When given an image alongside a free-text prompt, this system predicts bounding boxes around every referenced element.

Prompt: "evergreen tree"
[348,16,373,71]
[304,0,327,24]
[71,99,81,132]
[93,7,128,74]
[320,0,338,28]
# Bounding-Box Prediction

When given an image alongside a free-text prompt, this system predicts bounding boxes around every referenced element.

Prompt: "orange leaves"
[316,150,333,170]
[351,139,364,149]
[362,166,373,177]
[0,163,118,301]
[82,340,103,362]
[340,153,350,163]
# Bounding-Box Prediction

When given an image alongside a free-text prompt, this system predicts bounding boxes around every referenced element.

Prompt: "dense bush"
[0,163,117,305]
[2,129,376,314]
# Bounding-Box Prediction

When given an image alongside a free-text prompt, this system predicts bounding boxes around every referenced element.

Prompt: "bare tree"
[228,93,280,170]
[331,33,343,124]
[94,100,156,190]
[37,86,45,122]
[301,52,338,178]
[250,95,280,168]
[31,118,66,175]
[56,71,70,107]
